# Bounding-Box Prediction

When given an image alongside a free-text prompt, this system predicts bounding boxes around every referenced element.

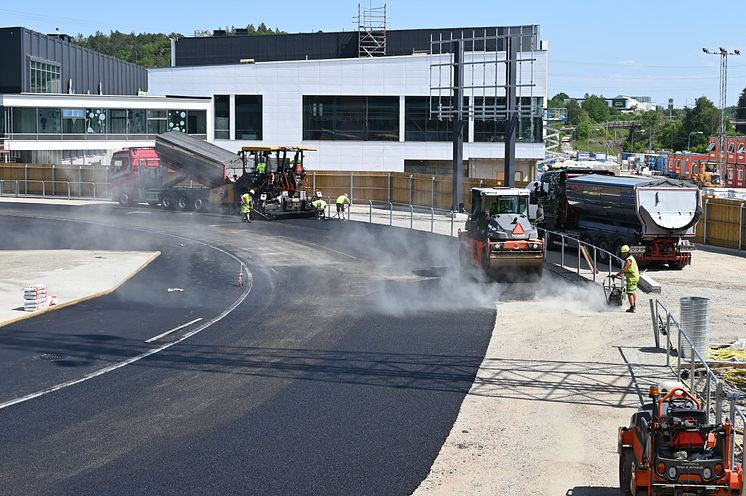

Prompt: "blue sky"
[2,0,744,108]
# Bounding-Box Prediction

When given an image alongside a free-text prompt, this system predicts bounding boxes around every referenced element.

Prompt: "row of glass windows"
[30,61,62,94]
[213,95,542,143]
[213,95,263,140]
[2,107,207,135]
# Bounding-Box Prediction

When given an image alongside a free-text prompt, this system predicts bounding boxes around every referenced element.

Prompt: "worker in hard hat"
[615,244,639,313]
[256,159,267,175]
[335,193,350,220]
[241,189,254,223]
[310,197,327,220]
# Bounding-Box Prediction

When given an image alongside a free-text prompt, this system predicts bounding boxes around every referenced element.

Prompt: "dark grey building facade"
[0,27,147,95]
[174,25,539,66]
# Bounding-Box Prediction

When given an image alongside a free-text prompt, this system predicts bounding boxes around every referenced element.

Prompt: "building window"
[0,106,5,135]
[86,109,107,134]
[187,110,207,136]
[303,96,398,141]
[473,97,543,143]
[168,110,187,132]
[12,107,37,133]
[728,142,736,153]
[705,142,716,152]
[62,109,85,134]
[109,109,127,134]
[128,109,146,134]
[147,110,167,134]
[739,168,744,182]
[235,95,263,140]
[37,108,61,134]
[30,61,61,94]
[405,96,466,142]
[214,95,230,139]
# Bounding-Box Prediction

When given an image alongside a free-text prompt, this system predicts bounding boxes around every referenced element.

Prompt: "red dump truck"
[110,132,246,211]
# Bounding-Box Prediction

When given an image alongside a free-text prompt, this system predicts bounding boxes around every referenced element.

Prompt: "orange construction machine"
[618,385,743,495]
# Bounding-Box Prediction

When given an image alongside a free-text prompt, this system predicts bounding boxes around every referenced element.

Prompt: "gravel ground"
[413,246,746,495]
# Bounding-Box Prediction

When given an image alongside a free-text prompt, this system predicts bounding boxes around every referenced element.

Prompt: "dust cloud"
[328,221,616,317]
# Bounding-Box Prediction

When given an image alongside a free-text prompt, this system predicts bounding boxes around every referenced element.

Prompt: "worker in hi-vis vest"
[256,161,267,174]
[241,189,254,223]
[615,244,639,313]
[310,198,327,220]
[335,193,350,220]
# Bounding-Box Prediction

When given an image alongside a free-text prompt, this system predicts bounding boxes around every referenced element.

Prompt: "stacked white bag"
[24,283,49,312]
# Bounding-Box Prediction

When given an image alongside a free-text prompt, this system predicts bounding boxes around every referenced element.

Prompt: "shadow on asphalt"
[0,328,676,410]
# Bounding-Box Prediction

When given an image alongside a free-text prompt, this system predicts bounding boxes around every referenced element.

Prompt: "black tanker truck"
[537,168,702,269]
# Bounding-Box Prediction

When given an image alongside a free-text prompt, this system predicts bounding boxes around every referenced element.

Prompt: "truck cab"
[110,147,161,206]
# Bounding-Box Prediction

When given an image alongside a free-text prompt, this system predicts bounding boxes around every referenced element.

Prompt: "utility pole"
[452,40,464,212]
[703,47,741,179]
[504,35,518,188]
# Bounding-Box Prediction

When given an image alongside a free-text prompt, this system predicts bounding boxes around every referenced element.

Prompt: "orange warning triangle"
[512,222,525,235]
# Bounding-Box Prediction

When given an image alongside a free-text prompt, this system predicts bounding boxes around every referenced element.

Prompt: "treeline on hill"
[548,87,746,154]
[73,23,286,68]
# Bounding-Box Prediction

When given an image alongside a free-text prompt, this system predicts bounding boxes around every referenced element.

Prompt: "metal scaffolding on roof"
[356,3,387,57]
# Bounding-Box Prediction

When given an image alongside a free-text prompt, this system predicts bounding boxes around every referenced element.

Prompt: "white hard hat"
[250,189,255,194]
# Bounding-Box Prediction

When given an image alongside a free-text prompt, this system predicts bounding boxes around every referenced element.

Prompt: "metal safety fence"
[651,298,746,473]
[0,178,110,200]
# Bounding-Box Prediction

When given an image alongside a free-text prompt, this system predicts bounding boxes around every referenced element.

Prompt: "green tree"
[682,96,720,137]
[736,86,746,134]
[581,94,611,122]
[566,99,582,125]
[547,92,569,108]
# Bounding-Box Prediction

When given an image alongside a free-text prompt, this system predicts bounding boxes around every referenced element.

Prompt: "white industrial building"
[1,24,549,181]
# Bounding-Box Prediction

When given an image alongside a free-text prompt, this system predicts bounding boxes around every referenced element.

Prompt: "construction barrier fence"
[694,197,746,251]
[308,170,526,211]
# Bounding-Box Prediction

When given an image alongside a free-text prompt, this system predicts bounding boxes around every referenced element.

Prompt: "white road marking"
[0,217,254,411]
[144,318,203,343]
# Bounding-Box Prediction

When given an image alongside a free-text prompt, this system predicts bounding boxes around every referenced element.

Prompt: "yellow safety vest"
[241,193,252,213]
[336,195,349,205]
[256,162,267,173]
[625,255,639,284]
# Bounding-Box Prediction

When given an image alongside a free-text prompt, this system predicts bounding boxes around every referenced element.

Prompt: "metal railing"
[651,298,746,479]
[537,228,624,283]
[0,179,109,200]
[356,201,457,235]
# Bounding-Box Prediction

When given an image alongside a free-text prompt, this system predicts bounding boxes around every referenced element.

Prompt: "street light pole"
[703,47,740,178]
[688,131,704,151]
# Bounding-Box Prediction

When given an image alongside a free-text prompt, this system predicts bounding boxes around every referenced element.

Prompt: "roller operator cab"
[619,385,743,495]
[458,187,544,280]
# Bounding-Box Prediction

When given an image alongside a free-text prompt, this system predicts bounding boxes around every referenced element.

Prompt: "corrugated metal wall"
[7,27,147,96]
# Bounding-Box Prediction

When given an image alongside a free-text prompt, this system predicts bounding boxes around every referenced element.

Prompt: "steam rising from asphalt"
[330,222,613,317]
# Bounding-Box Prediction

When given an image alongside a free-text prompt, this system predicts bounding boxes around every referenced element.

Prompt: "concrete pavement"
[0,250,160,328]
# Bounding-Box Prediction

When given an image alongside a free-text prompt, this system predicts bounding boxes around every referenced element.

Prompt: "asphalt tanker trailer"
[537,168,702,269]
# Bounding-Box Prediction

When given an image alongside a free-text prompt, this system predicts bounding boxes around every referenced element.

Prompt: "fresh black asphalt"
[0,203,496,495]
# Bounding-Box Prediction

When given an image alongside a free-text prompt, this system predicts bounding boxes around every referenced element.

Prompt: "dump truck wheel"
[118,193,131,206]
[193,197,205,212]
[177,195,190,211]
[619,447,633,496]
[161,193,175,210]
[669,261,686,270]
[596,235,611,264]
